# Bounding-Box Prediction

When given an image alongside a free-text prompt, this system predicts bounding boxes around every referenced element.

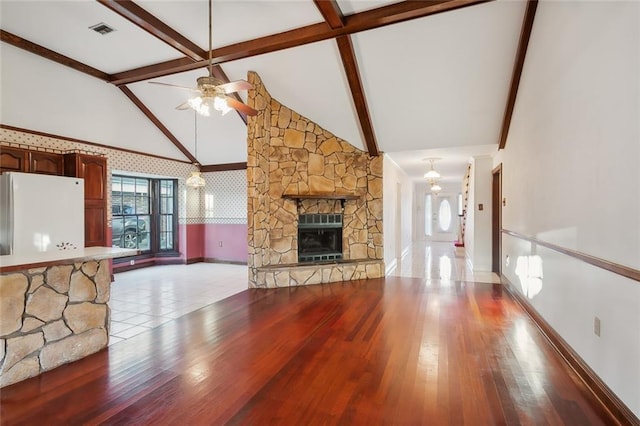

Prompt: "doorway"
[491,164,502,274]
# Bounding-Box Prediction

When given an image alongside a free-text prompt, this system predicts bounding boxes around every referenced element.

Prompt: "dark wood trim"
[210,65,248,125]
[502,229,640,283]
[498,0,537,150]
[186,257,204,265]
[336,35,379,157]
[118,86,197,164]
[109,0,492,85]
[491,163,502,274]
[155,258,184,266]
[203,258,248,266]
[1,30,111,81]
[96,0,207,61]
[501,276,640,425]
[1,124,193,164]
[200,162,247,172]
[113,257,185,272]
[282,193,360,201]
[110,57,204,86]
[313,0,345,29]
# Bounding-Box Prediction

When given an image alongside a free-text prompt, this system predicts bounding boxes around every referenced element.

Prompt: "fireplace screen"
[298,214,343,262]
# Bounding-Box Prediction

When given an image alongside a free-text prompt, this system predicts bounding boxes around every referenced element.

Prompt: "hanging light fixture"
[423,158,441,180]
[186,112,206,188]
[423,158,442,194]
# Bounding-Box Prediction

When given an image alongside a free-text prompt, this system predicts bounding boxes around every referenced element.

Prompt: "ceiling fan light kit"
[148,0,256,118]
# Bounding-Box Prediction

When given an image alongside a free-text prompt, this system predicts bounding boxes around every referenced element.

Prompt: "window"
[438,199,452,232]
[111,175,178,255]
[424,194,432,237]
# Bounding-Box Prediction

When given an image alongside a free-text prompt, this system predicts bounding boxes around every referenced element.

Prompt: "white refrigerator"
[0,172,84,255]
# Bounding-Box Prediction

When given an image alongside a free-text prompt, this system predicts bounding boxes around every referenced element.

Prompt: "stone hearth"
[247,72,384,288]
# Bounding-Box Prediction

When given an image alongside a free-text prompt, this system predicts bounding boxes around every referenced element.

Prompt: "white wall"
[499,1,640,416]
[383,155,413,274]
[464,156,493,271]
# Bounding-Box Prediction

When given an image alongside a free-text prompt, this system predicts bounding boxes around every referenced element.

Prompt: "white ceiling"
[0,0,528,183]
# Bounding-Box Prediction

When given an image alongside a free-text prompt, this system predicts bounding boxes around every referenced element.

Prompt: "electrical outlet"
[129,259,135,266]
[594,317,601,337]
[218,241,223,247]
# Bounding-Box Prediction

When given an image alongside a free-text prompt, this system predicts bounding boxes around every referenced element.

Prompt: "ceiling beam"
[498,0,538,150]
[336,35,379,157]
[314,1,379,157]
[200,162,247,172]
[1,30,112,81]
[110,0,492,85]
[313,0,345,29]
[96,0,207,61]
[119,86,197,164]
[96,0,247,126]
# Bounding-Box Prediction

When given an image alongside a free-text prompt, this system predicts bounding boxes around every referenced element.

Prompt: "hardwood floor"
[1,274,612,424]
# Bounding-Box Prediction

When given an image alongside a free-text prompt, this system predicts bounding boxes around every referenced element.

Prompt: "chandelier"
[186,112,206,188]
[423,158,442,193]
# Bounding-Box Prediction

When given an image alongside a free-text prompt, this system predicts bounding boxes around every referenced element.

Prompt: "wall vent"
[89,23,115,35]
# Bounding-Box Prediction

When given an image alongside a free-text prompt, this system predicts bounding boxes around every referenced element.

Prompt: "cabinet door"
[0,147,28,173]
[84,203,107,247]
[64,153,108,247]
[29,151,63,175]
[80,156,107,201]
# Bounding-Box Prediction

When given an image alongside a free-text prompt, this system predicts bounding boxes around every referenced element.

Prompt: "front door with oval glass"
[425,193,458,242]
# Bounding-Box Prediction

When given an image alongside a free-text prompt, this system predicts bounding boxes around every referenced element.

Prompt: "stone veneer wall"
[247,72,384,288]
[0,260,111,387]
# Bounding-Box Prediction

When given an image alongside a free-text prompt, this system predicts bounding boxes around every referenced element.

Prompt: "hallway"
[388,240,501,284]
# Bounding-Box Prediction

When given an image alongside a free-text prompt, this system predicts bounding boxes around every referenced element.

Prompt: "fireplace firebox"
[298,214,343,262]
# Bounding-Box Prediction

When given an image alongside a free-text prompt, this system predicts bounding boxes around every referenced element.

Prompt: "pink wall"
[204,223,248,263]
[184,223,204,261]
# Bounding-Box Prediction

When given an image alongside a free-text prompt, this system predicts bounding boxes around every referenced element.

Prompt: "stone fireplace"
[246,72,384,288]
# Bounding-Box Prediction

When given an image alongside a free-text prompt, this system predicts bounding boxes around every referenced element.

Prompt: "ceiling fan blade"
[176,101,191,111]
[149,81,198,92]
[225,96,257,116]
[217,80,252,94]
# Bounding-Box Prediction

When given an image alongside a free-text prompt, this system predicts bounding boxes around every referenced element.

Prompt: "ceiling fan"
[149,0,257,117]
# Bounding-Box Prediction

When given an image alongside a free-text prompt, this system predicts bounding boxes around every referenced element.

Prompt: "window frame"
[112,175,179,262]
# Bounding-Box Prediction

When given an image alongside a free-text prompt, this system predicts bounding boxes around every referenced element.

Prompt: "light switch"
[478,203,483,211]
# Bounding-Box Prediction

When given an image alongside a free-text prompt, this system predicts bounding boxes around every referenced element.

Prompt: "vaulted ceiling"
[1,0,533,184]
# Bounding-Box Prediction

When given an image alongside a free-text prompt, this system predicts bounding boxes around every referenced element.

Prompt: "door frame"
[491,164,502,275]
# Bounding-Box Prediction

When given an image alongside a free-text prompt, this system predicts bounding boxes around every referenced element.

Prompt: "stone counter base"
[251,259,384,288]
[0,259,111,388]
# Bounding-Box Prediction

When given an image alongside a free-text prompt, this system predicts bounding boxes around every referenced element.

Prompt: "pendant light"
[423,158,441,180]
[186,112,206,188]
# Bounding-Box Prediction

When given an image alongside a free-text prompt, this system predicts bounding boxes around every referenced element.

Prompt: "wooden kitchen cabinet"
[64,153,108,247]
[29,151,64,175]
[0,146,29,173]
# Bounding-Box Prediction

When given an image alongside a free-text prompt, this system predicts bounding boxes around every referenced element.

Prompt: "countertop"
[0,247,138,273]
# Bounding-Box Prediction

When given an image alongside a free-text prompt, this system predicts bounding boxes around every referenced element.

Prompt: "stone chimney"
[246,72,384,288]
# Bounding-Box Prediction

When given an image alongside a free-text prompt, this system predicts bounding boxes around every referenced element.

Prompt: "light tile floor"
[387,240,501,283]
[108,263,248,345]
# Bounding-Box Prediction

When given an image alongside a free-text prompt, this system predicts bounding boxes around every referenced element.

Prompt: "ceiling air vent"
[89,22,115,35]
